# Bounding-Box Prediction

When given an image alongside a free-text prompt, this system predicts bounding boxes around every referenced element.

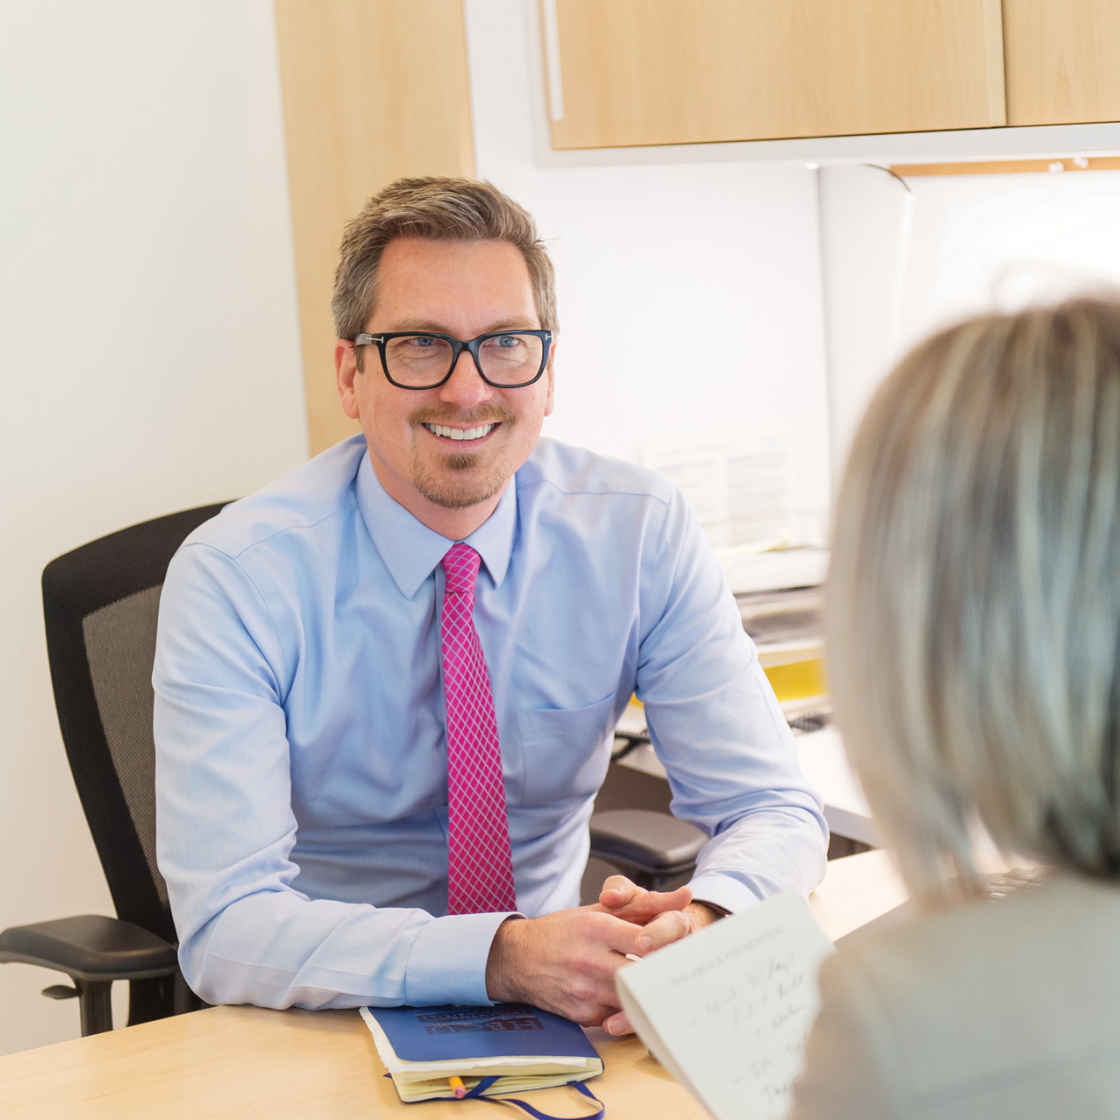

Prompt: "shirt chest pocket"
[512,694,617,807]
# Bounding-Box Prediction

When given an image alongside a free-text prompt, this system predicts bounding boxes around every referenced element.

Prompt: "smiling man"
[153,178,827,1031]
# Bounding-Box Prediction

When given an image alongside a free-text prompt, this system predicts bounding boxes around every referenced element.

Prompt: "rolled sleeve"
[638,491,829,909]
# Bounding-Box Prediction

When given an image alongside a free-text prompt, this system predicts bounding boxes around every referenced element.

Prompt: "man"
[154,177,827,1033]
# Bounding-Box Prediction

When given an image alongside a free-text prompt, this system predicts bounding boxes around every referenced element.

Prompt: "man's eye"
[386,335,450,364]
[484,334,525,351]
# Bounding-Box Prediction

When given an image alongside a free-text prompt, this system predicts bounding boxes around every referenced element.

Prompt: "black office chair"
[0,504,226,1035]
[0,504,703,1037]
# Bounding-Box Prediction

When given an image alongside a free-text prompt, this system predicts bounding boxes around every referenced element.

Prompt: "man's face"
[336,237,555,536]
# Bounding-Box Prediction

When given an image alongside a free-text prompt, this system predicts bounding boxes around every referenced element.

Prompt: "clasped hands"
[485,874,720,1035]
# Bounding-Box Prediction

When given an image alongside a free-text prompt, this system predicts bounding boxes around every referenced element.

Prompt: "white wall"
[0,1,307,1055]
[820,164,1120,475]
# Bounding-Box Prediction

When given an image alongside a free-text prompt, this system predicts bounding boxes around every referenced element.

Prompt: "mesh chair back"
[42,504,227,943]
[83,586,166,909]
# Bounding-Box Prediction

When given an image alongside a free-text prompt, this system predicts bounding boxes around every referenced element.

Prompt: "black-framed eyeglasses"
[352,330,553,390]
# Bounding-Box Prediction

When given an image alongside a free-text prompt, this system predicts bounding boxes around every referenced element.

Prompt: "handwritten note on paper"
[615,894,834,1120]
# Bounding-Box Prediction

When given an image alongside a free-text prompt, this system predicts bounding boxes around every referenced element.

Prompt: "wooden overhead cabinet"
[542,0,1008,149]
[1003,0,1120,125]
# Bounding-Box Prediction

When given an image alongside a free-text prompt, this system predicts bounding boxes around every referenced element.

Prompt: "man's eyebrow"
[376,318,541,335]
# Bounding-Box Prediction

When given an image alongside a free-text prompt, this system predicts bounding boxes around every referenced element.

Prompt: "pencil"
[449,1075,466,1099]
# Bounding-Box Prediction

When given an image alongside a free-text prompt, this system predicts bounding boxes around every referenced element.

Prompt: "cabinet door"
[274,0,475,455]
[1003,0,1120,125]
[544,0,1006,149]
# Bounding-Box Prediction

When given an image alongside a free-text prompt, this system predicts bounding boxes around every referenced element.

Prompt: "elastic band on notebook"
[484,1079,604,1120]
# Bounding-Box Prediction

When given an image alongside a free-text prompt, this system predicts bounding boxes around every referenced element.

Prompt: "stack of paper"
[616,894,834,1120]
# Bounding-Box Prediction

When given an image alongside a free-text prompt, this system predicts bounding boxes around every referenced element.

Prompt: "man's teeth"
[425,423,496,441]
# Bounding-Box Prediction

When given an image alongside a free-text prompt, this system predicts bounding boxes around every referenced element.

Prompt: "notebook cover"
[366,1003,600,1063]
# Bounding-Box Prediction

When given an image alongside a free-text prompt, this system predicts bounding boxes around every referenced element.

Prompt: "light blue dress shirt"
[153,435,827,1010]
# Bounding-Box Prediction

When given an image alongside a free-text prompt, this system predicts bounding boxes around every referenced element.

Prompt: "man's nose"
[437,348,493,408]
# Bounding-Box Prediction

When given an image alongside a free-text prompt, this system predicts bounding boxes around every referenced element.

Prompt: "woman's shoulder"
[840,869,1117,971]
[796,873,1120,1120]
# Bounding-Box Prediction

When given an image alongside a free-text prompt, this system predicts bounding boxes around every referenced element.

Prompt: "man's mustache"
[410,407,515,427]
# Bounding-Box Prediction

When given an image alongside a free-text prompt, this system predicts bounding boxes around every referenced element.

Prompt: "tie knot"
[442,542,481,597]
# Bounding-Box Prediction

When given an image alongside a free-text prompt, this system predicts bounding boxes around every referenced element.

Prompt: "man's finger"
[599,881,693,922]
[600,1008,634,1037]
[595,911,653,959]
[597,875,639,908]
[641,883,692,914]
[634,908,694,953]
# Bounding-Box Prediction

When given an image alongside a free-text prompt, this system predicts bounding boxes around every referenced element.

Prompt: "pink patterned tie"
[441,542,517,914]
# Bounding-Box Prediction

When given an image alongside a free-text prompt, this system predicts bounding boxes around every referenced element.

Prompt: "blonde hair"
[331,177,557,346]
[827,297,1120,896]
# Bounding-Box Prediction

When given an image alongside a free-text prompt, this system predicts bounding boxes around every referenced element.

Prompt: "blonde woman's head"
[827,296,1120,894]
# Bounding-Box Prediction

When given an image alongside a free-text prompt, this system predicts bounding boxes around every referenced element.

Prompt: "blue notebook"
[359,1003,603,1103]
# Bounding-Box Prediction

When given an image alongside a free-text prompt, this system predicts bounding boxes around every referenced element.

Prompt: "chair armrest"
[589,809,707,882]
[0,915,177,983]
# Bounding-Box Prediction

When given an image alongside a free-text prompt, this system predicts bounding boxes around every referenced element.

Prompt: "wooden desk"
[1,1008,698,1120]
[0,851,905,1119]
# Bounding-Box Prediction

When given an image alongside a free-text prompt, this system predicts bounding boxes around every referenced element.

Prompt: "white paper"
[639,441,818,553]
[616,894,834,1120]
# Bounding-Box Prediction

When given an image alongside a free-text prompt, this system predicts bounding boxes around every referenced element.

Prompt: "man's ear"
[543,332,557,417]
[336,339,361,420]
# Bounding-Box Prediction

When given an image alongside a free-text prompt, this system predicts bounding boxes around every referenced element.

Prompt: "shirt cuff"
[404,911,519,1005]
[688,872,765,916]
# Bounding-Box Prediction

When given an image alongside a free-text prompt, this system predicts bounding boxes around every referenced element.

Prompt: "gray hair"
[826,296,1120,896]
[331,177,557,347]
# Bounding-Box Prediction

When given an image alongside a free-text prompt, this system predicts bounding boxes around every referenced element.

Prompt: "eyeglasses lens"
[385,333,544,387]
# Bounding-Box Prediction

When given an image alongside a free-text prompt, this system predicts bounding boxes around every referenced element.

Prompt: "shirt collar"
[355,451,517,598]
